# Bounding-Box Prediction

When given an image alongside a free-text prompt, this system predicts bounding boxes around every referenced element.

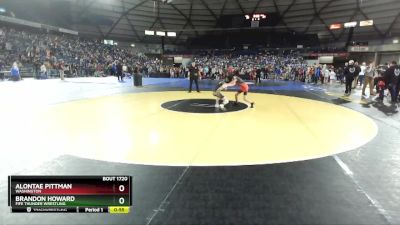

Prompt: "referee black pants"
[189,77,199,92]
[255,75,261,85]
[345,76,353,93]
[117,72,123,82]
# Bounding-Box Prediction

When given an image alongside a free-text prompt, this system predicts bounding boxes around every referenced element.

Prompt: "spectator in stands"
[262,66,268,79]
[306,66,313,83]
[314,66,321,84]
[33,60,41,79]
[122,63,127,77]
[127,65,133,78]
[10,62,21,81]
[323,65,330,84]
[170,67,175,78]
[0,60,4,81]
[58,60,65,80]
[329,69,336,84]
[40,63,47,79]
[111,62,117,76]
[275,67,281,80]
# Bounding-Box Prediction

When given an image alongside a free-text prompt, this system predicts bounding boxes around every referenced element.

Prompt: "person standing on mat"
[222,72,255,108]
[213,80,230,108]
[188,62,200,93]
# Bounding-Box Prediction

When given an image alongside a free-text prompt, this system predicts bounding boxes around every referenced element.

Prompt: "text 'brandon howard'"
[14,195,75,206]
[14,183,73,194]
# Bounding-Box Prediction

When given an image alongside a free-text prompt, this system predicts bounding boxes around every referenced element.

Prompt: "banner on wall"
[174,57,183,64]
[319,56,334,64]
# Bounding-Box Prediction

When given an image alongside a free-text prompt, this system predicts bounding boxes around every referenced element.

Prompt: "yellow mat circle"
[2,91,378,166]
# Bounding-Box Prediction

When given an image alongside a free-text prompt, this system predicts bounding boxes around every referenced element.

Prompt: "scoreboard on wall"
[8,176,132,214]
[218,13,280,28]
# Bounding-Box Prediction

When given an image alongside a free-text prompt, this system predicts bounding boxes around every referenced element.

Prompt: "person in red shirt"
[221,72,255,108]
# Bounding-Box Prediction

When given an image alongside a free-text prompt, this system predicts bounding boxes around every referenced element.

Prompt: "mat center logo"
[161,99,248,113]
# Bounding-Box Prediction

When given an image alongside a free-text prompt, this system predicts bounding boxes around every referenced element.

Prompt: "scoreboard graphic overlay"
[8,176,132,213]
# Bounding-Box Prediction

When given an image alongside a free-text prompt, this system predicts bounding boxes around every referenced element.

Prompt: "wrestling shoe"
[223,98,229,105]
[250,102,255,108]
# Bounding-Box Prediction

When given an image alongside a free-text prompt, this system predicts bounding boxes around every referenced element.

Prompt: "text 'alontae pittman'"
[14,183,73,194]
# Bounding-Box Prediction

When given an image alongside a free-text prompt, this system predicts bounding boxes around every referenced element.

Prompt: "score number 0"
[118,185,126,205]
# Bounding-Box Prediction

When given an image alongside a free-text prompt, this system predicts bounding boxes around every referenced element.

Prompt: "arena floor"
[1,77,399,225]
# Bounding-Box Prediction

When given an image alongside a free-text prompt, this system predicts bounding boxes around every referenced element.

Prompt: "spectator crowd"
[0,25,399,103]
[0,26,160,80]
[0,25,342,85]
[0,26,311,83]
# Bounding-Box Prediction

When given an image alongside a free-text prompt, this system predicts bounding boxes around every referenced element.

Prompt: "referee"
[188,62,200,93]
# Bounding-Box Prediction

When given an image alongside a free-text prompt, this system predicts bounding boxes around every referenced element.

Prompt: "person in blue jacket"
[10,62,21,81]
[314,66,321,84]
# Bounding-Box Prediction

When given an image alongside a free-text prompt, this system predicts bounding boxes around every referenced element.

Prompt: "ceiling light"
[360,20,373,27]
[156,31,166,36]
[344,21,357,28]
[167,32,176,37]
[330,24,341,30]
[145,30,155,35]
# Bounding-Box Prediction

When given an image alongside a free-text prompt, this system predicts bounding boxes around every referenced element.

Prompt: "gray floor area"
[0,77,399,225]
